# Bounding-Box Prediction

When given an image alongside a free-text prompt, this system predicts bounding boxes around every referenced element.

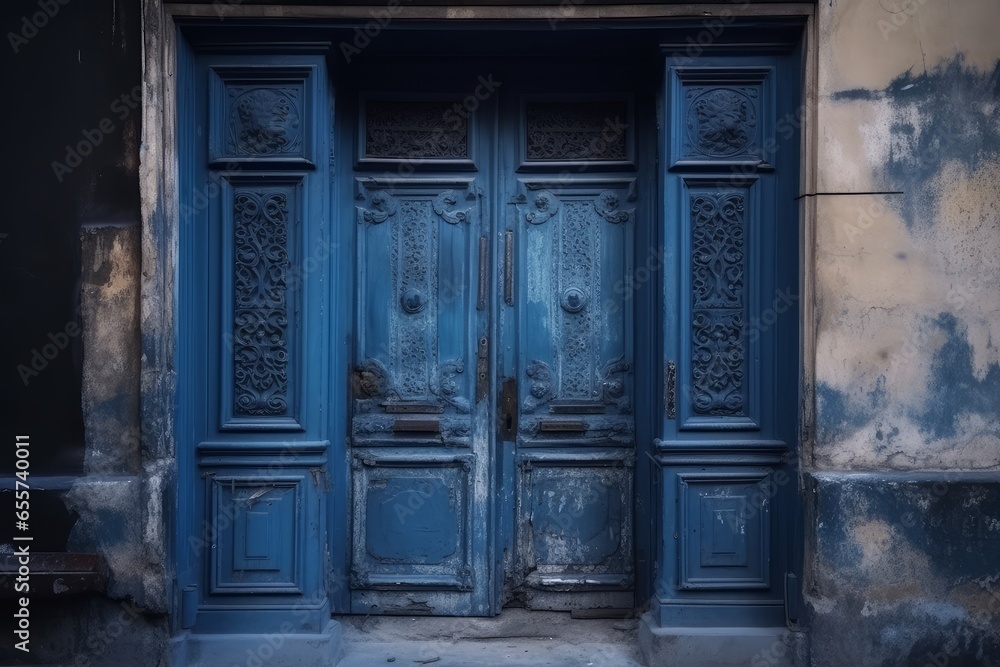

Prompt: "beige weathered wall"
[813,0,1000,471]
[807,1,1000,665]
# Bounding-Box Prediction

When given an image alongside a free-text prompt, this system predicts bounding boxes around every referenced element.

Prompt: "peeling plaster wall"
[814,0,1000,470]
[807,0,1000,664]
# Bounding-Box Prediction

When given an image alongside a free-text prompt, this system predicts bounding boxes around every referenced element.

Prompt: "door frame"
[146,1,817,644]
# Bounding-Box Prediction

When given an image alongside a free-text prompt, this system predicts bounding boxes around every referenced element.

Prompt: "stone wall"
[807,0,1000,663]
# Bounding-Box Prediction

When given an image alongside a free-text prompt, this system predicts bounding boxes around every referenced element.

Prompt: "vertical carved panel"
[234,188,291,417]
[690,192,746,417]
[558,201,601,400]
[391,199,438,401]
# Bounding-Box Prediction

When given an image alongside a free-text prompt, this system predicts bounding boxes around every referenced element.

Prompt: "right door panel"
[504,94,640,611]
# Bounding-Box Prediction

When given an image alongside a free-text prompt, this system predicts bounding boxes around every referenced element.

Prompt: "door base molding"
[638,615,809,667]
[169,620,343,667]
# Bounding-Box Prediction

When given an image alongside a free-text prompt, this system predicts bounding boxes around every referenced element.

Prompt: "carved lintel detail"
[594,190,634,224]
[430,359,470,413]
[356,188,398,224]
[519,190,560,225]
[433,189,475,225]
[522,360,555,413]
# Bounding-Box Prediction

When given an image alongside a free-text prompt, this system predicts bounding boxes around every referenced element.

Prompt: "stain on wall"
[809,0,1000,664]
[815,50,1000,470]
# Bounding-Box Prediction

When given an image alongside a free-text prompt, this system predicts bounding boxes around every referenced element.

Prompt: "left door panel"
[183,53,333,633]
[349,92,493,615]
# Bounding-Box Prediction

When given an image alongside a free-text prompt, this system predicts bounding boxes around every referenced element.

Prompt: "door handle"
[500,377,517,441]
[504,229,514,306]
[478,236,488,311]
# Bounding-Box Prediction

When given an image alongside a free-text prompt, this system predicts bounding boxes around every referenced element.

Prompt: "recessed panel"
[678,471,771,590]
[351,454,473,591]
[516,452,633,590]
[209,476,303,594]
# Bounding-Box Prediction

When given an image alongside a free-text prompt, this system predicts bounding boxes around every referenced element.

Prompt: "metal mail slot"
[392,418,441,433]
[537,420,587,433]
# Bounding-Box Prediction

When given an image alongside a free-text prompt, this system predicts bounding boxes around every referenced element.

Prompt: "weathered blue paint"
[815,381,866,445]
[833,56,1000,228]
[178,46,334,635]
[817,313,1000,444]
[917,313,1000,439]
[808,472,1000,667]
[651,47,802,629]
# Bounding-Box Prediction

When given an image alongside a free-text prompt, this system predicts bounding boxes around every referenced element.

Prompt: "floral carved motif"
[690,191,747,416]
[686,87,757,158]
[356,188,398,225]
[594,190,634,224]
[433,189,475,225]
[523,360,554,413]
[229,87,302,156]
[525,101,628,161]
[234,189,290,416]
[365,100,468,159]
[518,189,561,225]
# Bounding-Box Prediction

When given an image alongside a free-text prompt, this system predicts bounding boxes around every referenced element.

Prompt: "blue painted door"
[651,50,802,628]
[344,60,651,615]
[498,79,645,612]
[346,64,496,616]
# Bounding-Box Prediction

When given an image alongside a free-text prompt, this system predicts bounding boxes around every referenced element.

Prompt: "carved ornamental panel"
[208,66,317,165]
[363,100,469,160]
[669,68,773,168]
[233,187,292,417]
[690,191,746,417]
[524,100,630,162]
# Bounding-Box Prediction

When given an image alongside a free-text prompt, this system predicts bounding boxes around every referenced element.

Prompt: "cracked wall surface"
[807,0,1000,664]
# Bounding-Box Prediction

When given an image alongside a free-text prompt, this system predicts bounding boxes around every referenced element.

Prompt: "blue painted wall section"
[807,473,1000,666]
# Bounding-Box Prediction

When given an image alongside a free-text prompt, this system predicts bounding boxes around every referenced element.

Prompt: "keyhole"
[505,413,513,431]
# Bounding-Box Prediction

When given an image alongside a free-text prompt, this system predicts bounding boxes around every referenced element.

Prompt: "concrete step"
[333,609,645,667]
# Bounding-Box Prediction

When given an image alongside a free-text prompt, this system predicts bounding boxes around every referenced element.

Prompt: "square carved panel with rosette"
[668,67,775,170]
[208,65,318,167]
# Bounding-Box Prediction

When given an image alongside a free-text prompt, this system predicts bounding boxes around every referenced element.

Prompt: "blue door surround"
[173,17,804,654]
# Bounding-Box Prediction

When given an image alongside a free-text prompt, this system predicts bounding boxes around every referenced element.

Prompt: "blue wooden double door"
[344,58,649,616]
[183,39,800,629]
